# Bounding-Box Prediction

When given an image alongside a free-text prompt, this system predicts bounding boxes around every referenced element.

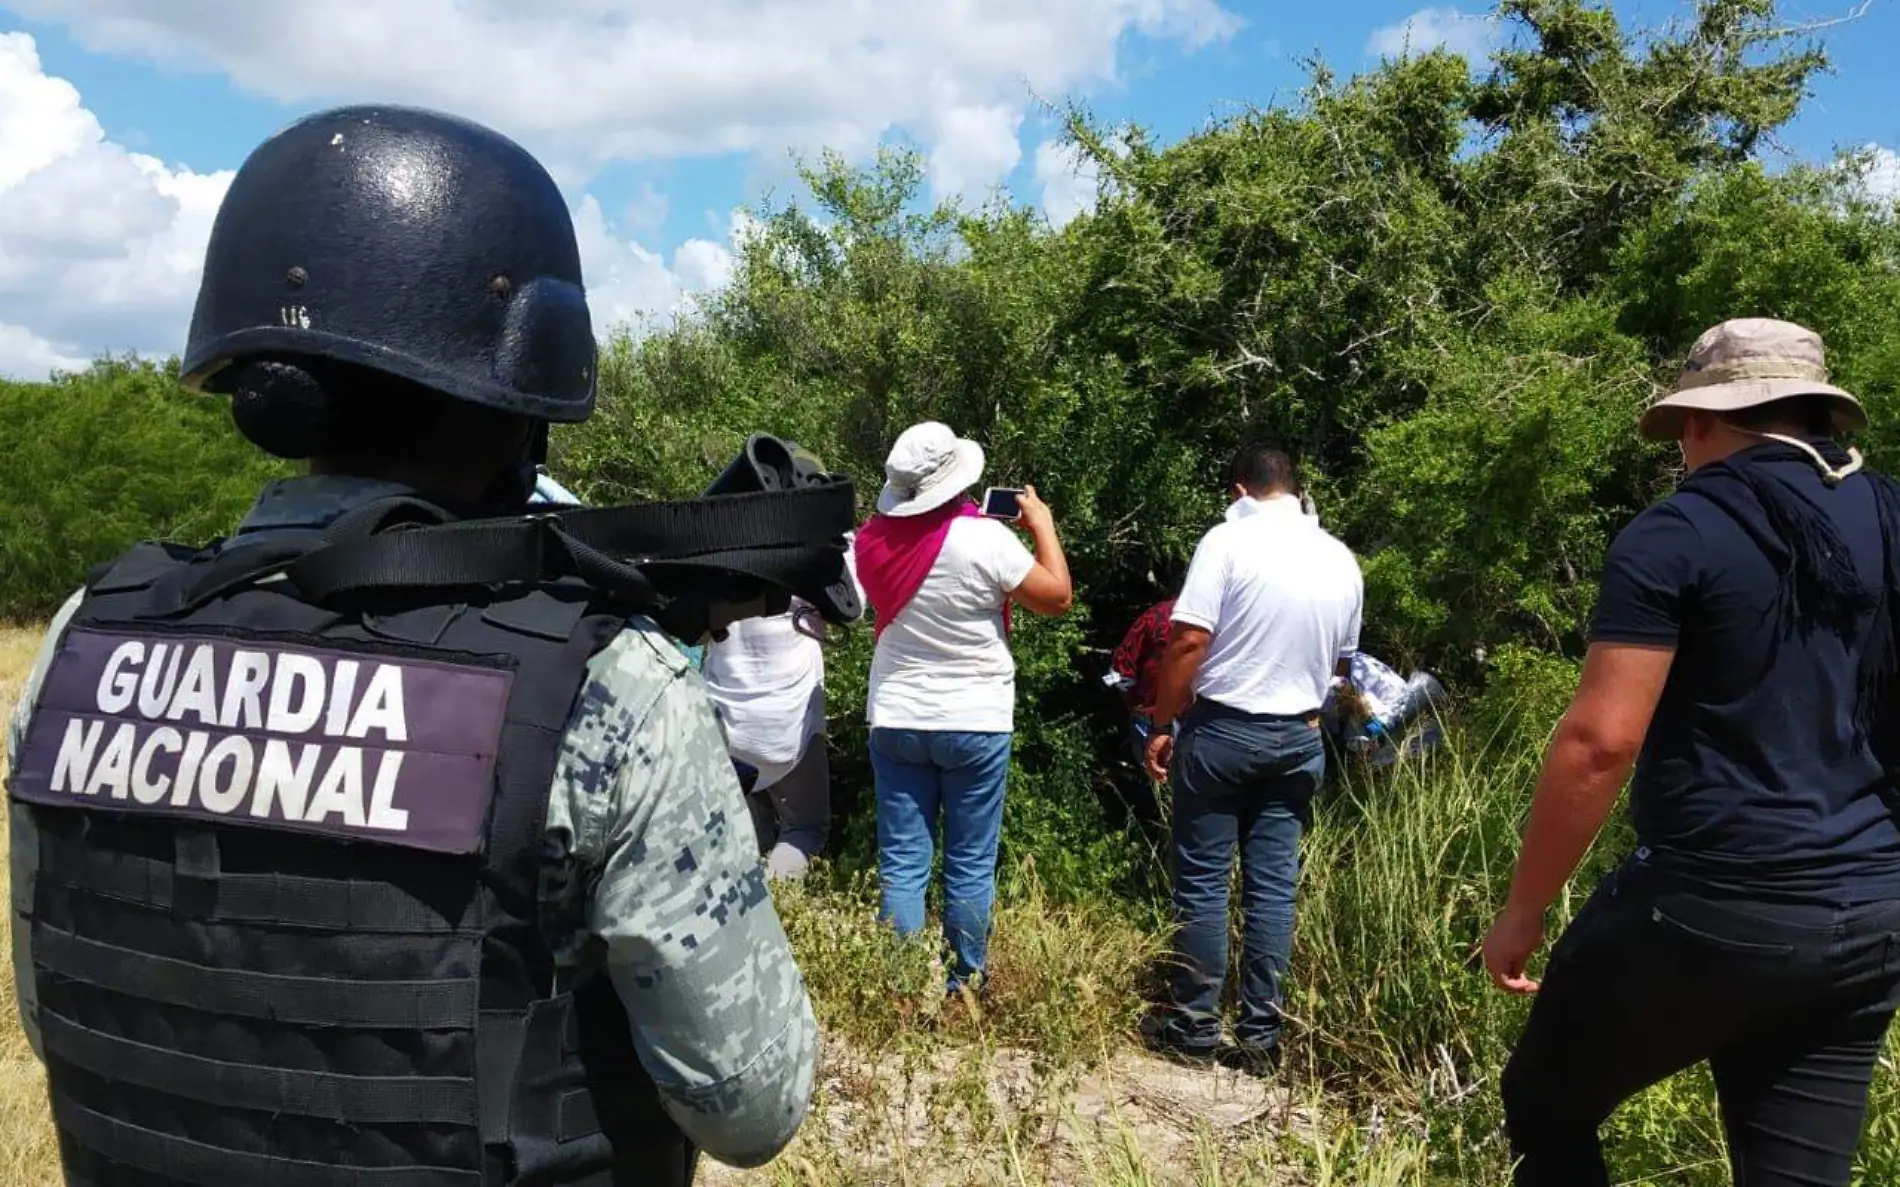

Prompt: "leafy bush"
[0,357,290,622]
[534,0,1900,900]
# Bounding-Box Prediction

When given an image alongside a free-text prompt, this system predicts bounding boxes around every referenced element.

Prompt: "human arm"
[1482,508,1692,994]
[1144,623,1212,780]
[555,628,818,1167]
[1328,569,1363,712]
[841,531,865,607]
[1144,532,1226,779]
[1007,486,1073,616]
[1482,643,1673,992]
[1144,536,1229,778]
[1340,567,1363,683]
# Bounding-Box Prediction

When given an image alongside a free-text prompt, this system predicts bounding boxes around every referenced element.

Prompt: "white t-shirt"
[866,516,1036,733]
[701,541,862,786]
[1172,495,1363,717]
[702,607,826,777]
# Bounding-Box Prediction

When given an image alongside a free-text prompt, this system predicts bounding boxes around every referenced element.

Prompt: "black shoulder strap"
[100,478,858,641]
[280,482,859,638]
[139,539,320,618]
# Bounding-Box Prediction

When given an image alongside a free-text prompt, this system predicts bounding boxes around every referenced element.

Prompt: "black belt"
[1187,698,1323,725]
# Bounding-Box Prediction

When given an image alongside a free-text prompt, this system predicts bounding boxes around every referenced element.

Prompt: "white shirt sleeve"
[971,519,1036,595]
[1171,530,1226,632]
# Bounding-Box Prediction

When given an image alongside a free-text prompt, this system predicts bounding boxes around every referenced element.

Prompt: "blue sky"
[0,1,1894,379]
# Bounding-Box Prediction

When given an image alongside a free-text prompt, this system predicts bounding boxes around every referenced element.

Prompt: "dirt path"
[700,1041,1310,1185]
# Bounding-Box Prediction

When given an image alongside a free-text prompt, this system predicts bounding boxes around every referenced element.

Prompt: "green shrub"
[0,357,290,621]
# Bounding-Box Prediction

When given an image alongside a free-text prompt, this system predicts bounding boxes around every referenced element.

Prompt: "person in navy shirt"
[1482,318,1900,1186]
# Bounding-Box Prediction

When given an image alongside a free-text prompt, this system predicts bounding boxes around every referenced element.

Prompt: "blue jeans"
[1163,703,1325,1050]
[1122,716,1164,822]
[869,728,1013,990]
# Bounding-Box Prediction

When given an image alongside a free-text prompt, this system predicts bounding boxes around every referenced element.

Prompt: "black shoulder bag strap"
[279,482,860,634]
[133,496,460,619]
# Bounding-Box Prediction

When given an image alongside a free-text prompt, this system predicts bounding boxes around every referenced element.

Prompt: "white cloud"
[1033,139,1103,227]
[673,237,738,293]
[929,101,1025,204]
[622,180,672,237]
[572,196,747,336]
[0,321,89,378]
[10,0,1239,201]
[1366,7,1501,61]
[0,32,744,378]
[0,31,234,377]
[0,36,96,190]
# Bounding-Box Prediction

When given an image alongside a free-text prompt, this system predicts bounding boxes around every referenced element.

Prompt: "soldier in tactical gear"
[6,104,833,1186]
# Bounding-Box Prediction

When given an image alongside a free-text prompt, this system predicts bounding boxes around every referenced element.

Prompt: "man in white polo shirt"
[1144,444,1364,1072]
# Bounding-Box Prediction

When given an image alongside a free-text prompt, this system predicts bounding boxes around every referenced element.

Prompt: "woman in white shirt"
[852,422,1073,993]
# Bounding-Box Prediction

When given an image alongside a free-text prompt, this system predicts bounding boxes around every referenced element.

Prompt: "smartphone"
[981,486,1024,520]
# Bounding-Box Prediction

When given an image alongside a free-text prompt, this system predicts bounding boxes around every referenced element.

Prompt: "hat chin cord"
[1743,430,1865,487]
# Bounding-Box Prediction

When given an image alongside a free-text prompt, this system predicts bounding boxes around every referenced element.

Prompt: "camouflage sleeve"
[6,588,85,1062]
[552,624,818,1169]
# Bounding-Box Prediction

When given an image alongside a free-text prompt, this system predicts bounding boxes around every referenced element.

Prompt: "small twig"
[1763,2,1872,40]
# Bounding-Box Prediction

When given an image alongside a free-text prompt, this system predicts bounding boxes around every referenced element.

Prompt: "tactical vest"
[8,538,698,1186]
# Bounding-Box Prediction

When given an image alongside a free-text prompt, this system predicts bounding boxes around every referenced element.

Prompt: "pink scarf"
[854,498,1013,640]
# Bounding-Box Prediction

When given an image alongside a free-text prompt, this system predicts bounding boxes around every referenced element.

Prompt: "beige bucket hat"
[876,421,987,517]
[1638,318,1866,442]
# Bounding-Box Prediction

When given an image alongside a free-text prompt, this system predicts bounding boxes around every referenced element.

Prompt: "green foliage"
[1466,0,1829,289]
[1468,643,1583,744]
[541,0,1900,897]
[1341,282,1658,668]
[0,357,290,622]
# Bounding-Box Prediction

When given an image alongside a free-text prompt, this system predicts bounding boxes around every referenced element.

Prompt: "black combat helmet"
[180,104,596,441]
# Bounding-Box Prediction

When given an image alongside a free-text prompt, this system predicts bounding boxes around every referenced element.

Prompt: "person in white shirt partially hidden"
[703,599,839,880]
[1144,444,1364,1073]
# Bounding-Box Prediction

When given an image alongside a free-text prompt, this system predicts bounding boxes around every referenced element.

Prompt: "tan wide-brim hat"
[876,421,987,517]
[1638,317,1867,442]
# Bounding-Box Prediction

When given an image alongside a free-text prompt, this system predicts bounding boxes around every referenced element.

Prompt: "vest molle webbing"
[8,539,694,1187]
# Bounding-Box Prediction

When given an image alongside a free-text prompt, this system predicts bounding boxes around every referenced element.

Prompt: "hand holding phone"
[981,486,1024,520]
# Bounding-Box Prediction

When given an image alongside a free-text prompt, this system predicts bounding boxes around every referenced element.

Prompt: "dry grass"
[0,623,62,1186]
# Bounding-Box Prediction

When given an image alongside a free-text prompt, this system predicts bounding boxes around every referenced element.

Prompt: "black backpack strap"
[284,514,668,613]
[321,494,457,536]
[138,538,323,618]
[281,483,859,634]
